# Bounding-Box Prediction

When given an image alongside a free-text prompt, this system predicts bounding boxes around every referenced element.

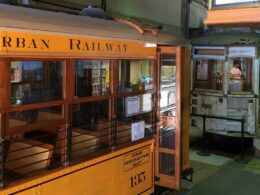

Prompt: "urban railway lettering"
[0,36,128,53]
[69,39,127,52]
[1,36,50,49]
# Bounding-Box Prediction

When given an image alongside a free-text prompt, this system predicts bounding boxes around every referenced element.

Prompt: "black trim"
[11,143,153,195]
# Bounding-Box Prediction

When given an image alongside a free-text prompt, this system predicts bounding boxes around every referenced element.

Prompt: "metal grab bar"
[191,113,245,161]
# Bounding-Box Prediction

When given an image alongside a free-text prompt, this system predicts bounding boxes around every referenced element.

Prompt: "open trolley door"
[0,5,190,194]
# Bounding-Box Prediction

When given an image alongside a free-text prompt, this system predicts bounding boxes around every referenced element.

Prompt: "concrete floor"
[155,128,260,195]
[168,154,260,195]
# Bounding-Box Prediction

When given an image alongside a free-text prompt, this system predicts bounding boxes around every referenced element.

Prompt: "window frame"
[5,58,67,135]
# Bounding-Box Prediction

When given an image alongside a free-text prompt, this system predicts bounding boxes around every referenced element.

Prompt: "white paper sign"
[125,96,140,116]
[142,94,152,112]
[131,121,145,141]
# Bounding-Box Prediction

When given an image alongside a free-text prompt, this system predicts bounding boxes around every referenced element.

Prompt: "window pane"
[194,59,224,90]
[214,0,260,6]
[71,100,110,160]
[228,58,253,93]
[119,60,154,93]
[9,106,63,129]
[159,127,175,149]
[116,96,155,145]
[159,153,175,176]
[160,54,176,115]
[11,61,63,105]
[75,60,110,97]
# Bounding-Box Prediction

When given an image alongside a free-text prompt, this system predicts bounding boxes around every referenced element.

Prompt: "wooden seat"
[71,129,98,159]
[5,139,53,175]
[116,124,131,145]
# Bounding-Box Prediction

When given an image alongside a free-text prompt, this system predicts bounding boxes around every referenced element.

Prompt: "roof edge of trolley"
[0,4,190,46]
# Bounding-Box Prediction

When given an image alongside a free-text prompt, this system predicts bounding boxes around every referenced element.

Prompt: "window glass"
[71,100,110,159]
[119,60,153,93]
[194,59,224,90]
[72,100,109,130]
[11,61,63,105]
[116,95,155,145]
[9,106,63,129]
[213,0,260,6]
[228,58,253,93]
[75,60,110,97]
[161,54,176,87]
[160,54,176,115]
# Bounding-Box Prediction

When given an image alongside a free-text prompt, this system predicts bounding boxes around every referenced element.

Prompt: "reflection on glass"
[161,54,176,87]
[194,59,224,90]
[159,152,175,176]
[119,60,153,93]
[228,58,253,93]
[72,100,109,130]
[75,60,110,97]
[9,106,62,128]
[160,54,176,115]
[11,61,63,105]
[159,127,175,149]
[71,100,110,159]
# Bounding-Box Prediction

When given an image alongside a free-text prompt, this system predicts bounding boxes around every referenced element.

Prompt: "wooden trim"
[181,47,191,171]
[158,148,175,155]
[72,95,113,104]
[0,59,7,136]
[205,7,260,26]
[9,100,66,112]
[175,46,181,190]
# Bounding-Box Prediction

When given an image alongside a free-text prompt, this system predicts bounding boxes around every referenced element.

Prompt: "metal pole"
[197,115,210,156]
[241,119,245,161]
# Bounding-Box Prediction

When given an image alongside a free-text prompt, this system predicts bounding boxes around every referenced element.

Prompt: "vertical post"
[241,119,245,161]
[110,117,117,151]
[197,115,209,156]
[202,115,207,151]
[66,126,72,166]
[113,118,117,149]
[0,138,4,188]
[101,0,106,11]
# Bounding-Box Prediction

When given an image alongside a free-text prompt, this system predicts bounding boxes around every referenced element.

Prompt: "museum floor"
[156,129,260,195]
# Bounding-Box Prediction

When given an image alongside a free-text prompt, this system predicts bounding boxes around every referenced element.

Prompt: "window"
[228,58,253,93]
[11,61,63,105]
[213,0,260,6]
[75,60,110,97]
[72,100,110,130]
[71,100,111,159]
[194,59,224,91]
[9,106,63,129]
[119,60,154,93]
[161,54,176,87]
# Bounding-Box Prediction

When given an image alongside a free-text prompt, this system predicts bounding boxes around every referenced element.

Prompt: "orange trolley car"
[0,5,190,194]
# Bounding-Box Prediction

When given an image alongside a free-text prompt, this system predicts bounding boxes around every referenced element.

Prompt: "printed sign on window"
[131,121,145,141]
